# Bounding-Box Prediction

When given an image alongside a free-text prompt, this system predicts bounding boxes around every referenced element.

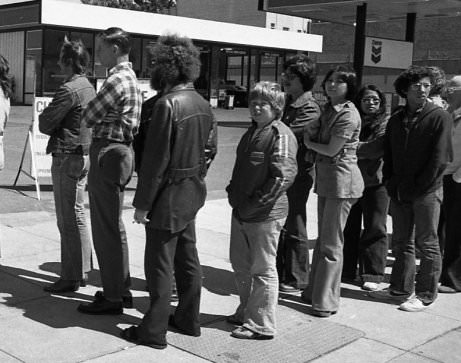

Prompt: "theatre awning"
[40,0,323,53]
[260,0,461,25]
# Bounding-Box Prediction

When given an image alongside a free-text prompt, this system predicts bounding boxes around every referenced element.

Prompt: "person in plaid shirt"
[78,27,141,315]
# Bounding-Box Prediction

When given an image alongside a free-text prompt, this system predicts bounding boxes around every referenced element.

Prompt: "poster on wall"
[31,97,53,178]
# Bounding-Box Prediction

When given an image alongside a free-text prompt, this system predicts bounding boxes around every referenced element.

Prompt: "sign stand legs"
[13,130,41,200]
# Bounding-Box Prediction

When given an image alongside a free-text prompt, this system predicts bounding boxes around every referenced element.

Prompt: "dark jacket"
[226,120,298,222]
[383,101,453,202]
[133,83,217,233]
[39,74,96,154]
[357,113,388,187]
[282,91,320,172]
[133,93,162,173]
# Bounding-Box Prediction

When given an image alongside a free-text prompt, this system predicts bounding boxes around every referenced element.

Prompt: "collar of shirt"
[64,73,83,83]
[331,100,352,113]
[289,91,315,108]
[108,61,133,76]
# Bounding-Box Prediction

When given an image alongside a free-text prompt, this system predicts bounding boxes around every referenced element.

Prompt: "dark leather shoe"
[168,315,201,337]
[120,326,167,349]
[94,290,133,308]
[279,283,300,293]
[310,309,337,318]
[44,279,80,293]
[77,297,123,315]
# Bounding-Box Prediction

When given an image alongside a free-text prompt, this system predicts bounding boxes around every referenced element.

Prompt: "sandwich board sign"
[14,96,52,200]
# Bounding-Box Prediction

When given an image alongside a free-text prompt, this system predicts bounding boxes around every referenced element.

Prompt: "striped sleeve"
[257,131,298,204]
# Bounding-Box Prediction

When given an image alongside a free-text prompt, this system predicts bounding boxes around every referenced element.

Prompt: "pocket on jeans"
[64,155,85,180]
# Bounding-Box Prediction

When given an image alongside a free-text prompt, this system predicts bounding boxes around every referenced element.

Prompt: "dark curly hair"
[355,84,386,117]
[321,65,357,101]
[427,66,446,97]
[149,33,201,91]
[60,37,90,75]
[0,55,13,99]
[283,54,316,92]
[98,27,131,55]
[393,65,431,98]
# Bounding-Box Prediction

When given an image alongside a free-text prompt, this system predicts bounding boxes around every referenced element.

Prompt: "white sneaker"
[362,282,379,291]
[399,296,432,312]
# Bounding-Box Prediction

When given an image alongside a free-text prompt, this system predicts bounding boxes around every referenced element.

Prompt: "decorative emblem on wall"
[371,40,382,64]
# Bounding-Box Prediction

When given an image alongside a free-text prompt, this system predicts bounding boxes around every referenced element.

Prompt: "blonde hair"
[249,81,285,119]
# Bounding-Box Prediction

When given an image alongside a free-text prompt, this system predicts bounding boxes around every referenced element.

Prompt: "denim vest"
[314,101,364,198]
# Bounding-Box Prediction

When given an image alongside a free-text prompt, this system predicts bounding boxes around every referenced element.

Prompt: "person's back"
[137,84,216,232]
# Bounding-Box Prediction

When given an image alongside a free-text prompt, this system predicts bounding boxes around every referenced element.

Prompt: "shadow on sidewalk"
[0,263,150,337]
[201,265,237,296]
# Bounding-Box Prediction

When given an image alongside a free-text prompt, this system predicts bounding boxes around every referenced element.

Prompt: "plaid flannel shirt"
[83,62,141,142]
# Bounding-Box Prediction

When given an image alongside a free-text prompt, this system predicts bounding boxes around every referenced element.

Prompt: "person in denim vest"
[302,66,364,317]
[342,85,390,291]
[226,82,298,339]
[39,38,96,293]
[373,66,452,312]
[277,55,321,293]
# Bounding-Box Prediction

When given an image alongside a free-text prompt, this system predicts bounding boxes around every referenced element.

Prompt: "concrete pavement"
[0,106,460,362]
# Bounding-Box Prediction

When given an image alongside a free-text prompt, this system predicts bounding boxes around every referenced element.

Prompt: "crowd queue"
[0,27,460,348]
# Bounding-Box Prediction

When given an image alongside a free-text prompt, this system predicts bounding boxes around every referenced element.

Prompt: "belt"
[92,138,131,146]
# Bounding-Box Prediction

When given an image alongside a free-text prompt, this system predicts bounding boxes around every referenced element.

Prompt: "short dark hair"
[98,27,131,55]
[393,65,431,98]
[149,33,201,90]
[355,84,387,116]
[60,37,90,75]
[0,54,13,99]
[283,54,316,92]
[427,66,446,97]
[321,65,357,101]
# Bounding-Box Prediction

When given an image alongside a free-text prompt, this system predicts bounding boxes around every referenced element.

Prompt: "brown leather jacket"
[133,83,218,232]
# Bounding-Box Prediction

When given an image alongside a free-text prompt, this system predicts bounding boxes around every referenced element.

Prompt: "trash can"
[224,95,234,110]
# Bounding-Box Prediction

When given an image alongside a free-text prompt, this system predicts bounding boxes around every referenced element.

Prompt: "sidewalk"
[1,195,461,362]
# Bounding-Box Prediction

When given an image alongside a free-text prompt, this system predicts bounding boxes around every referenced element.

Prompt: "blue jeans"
[51,154,91,281]
[389,187,443,303]
[304,197,356,312]
[230,214,285,336]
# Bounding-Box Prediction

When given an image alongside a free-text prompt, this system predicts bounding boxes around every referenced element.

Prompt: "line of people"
[2,26,458,349]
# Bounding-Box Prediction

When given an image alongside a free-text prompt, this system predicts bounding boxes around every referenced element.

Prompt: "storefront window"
[130,37,142,77]
[195,44,211,99]
[260,52,283,83]
[141,38,156,79]
[24,30,42,103]
[42,29,67,95]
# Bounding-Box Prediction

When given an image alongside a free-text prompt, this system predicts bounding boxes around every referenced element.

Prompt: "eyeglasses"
[446,86,461,94]
[361,97,381,104]
[409,83,432,91]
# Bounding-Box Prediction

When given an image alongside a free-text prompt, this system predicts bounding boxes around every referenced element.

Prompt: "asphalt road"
[0,106,247,214]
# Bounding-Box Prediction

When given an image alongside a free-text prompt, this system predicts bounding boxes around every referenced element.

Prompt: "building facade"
[0,0,322,105]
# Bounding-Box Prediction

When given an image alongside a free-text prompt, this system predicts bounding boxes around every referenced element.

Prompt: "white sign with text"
[31,97,53,178]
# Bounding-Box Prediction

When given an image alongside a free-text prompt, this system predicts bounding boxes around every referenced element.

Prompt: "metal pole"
[406,13,416,42]
[353,3,367,88]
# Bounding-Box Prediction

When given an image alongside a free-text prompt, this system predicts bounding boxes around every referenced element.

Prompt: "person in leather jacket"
[122,34,217,349]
